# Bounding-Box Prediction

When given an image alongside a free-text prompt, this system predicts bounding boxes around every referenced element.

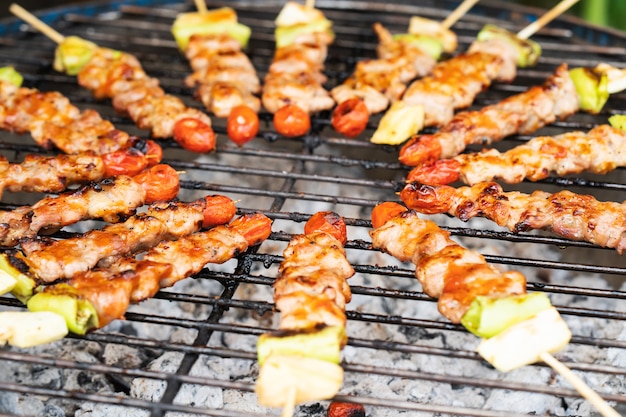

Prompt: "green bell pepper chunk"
[172,21,252,51]
[27,285,99,335]
[257,325,345,367]
[476,24,542,68]
[0,67,23,87]
[53,36,98,76]
[275,18,333,48]
[0,252,35,303]
[393,34,444,60]
[609,114,626,131]
[570,67,609,114]
[461,292,553,338]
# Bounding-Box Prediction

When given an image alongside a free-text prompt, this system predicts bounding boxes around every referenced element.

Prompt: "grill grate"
[0,1,625,416]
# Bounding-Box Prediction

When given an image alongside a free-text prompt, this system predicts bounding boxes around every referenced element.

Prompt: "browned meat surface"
[401,49,506,127]
[0,175,144,247]
[77,47,212,139]
[0,153,105,199]
[400,181,626,253]
[262,28,335,114]
[185,33,261,117]
[273,213,354,331]
[46,213,272,328]
[19,197,217,282]
[330,23,437,115]
[0,80,131,154]
[399,64,578,167]
[370,208,526,323]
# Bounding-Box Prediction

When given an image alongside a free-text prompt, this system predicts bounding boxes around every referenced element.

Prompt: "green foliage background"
[519,0,626,31]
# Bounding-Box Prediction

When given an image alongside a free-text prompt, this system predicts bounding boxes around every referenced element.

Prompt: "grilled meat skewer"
[256,211,355,410]
[50,36,215,153]
[400,181,626,253]
[27,213,272,332]
[0,75,134,154]
[399,63,578,167]
[10,195,236,283]
[0,142,163,200]
[407,124,626,185]
[262,2,335,137]
[370,202,526,322]
[0,164,180,247]
[172,7,262,146]
[370,201,571,373]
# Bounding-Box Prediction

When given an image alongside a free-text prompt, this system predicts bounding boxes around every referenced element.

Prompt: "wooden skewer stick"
[9,3,64,44]
[281,386,297,417]
[516,0,580,40]
[193,0,208,15]
[539,352,621,417]
[440,0,481,30]
[305,0,315,10]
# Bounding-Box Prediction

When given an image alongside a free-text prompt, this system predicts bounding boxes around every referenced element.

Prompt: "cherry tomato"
[371,202,408,229]
[399,134,442,166]
[227,105,260,146]
[331,98,369,138]
[273,104,310,137]
[143,140,163,166]
[133,164,180,203]
[304,211,347,245]
[229,213,273,246]
[173,118,216,153]
[328,401,366,417]
[399,182,456,215]
[101,149,148,177]
[406,159,461,185]
[202,195,237,229]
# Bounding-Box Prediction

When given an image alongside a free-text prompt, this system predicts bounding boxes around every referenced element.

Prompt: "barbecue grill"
[0,0,625,416]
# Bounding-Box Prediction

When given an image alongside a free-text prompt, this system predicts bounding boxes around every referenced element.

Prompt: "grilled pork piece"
[40,213,272,328]
[0,79,132,154]
[77,47,215,152]
[0,164,181,247]
[184,33,261,118]
[399,64,578,166]
[407,124,626,185]
[401,37,520,128]
[262,27,334,114]
[17,195,236,282]
[274,211,354,331]
[400,181,626,254]
[330,23,437,115]
[370,203,526,323]
[0,153,104,198]
[0,139,164,199]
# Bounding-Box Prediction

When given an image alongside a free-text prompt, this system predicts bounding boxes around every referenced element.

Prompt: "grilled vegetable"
[392,34,444,60]
[408,15,457,53]
[274,1,334,48]
[0,311,68,348]
[476,24,541,67]
[609,114,626,131]
[461,292,553,338]
[256,354,343,407]
[570,67,609,114]
[171,7,252,50]
[0,66,23,86]
[27,286,99,335]
[53,35,98,75]
[370,101,424,145]
[0,253,35,303]
[257,325,345,367]
[477,307,571,372]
